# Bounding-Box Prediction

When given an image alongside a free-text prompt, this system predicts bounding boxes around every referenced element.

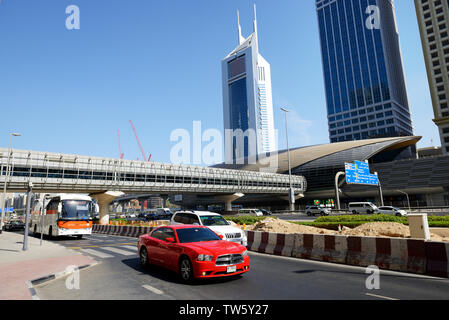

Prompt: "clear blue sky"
[0,0,439,164]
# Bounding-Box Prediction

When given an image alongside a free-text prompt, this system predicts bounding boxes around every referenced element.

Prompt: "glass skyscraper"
[316,0,414,143]
[222,6,276,163]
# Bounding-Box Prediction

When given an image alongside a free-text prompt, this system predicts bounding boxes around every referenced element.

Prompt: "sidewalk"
[0,232,95,300]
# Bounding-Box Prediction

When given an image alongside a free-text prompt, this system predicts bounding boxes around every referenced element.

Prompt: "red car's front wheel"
[179,257,194,283]
[140,247,149,268]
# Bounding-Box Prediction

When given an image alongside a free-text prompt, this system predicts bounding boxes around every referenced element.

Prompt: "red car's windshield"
[176,228,221,243]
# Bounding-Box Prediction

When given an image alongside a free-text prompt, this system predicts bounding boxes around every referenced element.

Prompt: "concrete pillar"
[160,195,169,208]
[90,191,124,225]
[278,193,304,212]
[216,193,244,212]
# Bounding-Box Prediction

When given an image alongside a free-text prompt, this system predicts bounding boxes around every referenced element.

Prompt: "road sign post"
[335,171,346,210]
[344,161,383,207]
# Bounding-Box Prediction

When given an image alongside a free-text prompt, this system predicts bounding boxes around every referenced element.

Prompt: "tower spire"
[237,10,244,45]
[253,3,258,37]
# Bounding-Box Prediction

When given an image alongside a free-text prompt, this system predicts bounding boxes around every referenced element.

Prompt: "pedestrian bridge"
[0,148,306,195]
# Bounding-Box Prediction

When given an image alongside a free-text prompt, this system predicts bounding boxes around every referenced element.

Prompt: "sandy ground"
[245,218,449,242]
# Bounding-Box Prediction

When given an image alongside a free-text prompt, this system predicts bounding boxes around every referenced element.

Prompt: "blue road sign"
[0,207,14,213]
[345,161,379,186]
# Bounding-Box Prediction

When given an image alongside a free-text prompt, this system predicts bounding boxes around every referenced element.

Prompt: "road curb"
[26,261,99,300]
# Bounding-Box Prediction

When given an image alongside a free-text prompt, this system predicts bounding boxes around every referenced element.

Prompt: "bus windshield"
[61,200,91,220]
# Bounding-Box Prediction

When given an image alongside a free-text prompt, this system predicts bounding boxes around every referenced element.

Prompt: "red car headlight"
[197,254,214,262]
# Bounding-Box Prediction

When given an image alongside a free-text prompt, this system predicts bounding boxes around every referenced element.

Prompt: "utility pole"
[22,182,33,251]
[281,108,295,212]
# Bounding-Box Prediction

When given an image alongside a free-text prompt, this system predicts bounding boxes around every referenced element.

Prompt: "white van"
[348,202,379,215]
[238,209,264,217]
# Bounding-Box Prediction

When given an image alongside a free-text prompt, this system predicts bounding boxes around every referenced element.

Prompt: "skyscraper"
[222,5,276,163]
[415,0,449,155]
[316,0,414,143]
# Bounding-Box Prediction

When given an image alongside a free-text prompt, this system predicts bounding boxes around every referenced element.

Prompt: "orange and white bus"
[31,194,95,238]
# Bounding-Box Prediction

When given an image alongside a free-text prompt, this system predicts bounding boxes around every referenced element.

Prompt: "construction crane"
[117,129,124,159]
[129,120,152,162]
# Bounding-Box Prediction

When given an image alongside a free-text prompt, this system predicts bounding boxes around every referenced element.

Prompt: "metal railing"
[0,148,306,195]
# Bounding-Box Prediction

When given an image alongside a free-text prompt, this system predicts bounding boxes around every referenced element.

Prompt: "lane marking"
[67,243,136,250]
[365,293,399,301]
[142,285,164,295]
[101,246,136,256]
[81,249,114,259]
[121,245,137,251]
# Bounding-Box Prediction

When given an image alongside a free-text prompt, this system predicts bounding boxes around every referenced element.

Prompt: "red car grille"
[215,254,244,266]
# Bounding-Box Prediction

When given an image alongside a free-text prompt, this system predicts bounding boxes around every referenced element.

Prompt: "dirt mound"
[246,218,336,235]
[246,218,449,241]
[338,222,410,238]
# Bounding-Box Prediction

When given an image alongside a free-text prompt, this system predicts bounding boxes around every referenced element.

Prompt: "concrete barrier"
[244,230,448,278]
[92,225,154,238]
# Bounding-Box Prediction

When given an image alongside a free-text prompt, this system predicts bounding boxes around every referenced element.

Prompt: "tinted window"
[200,216,228,226]
[176,228,221,243]
[174,213,185,223]
[152,228,175,241]
[151,229,165,240]
[186,214,200,224]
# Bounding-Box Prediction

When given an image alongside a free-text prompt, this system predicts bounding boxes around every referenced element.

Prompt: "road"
[33,233,449,300]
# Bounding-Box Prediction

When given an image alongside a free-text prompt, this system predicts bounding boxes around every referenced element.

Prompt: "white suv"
[170,211,248,246]
[348,202,380,215]
[305,205,331,216]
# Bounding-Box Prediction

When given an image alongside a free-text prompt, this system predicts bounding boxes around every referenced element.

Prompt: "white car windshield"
[199,215,229,226]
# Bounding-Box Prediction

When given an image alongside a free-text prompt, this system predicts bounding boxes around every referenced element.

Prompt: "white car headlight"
[242,250,248,257]
[197,254,214,261]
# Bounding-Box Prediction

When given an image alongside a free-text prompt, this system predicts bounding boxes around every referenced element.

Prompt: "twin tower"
[221,5,276,164]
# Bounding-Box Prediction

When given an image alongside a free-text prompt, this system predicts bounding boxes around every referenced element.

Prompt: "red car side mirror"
[165,237,175,243]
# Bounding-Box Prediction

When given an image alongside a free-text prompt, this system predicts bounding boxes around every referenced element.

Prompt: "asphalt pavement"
[34,233,449,300]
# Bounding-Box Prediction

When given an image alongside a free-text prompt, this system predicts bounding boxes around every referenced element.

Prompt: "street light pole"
[397,189,411,212]
[23,182,33,251]
[0,133,21,234]
[281,108,295,212]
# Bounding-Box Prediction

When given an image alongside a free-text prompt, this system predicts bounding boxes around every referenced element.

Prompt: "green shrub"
[297,215,449,230]
[223,216,267,225]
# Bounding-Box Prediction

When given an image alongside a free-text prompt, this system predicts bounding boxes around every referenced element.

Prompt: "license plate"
[227,265,236,273]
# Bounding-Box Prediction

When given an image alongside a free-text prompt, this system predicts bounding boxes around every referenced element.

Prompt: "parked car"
[3,219,25,231]
[156,208,174,220]
[238,209,263,216]
[305,205,331,216]
[260,209,272,216]
[170,211,247,246]
[138,225,250,282]
[138,211,158,221]
[377,206,408,217]
[348,202,380,214]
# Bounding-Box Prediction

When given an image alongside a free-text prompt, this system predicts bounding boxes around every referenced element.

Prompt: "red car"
[137,225,250,282]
